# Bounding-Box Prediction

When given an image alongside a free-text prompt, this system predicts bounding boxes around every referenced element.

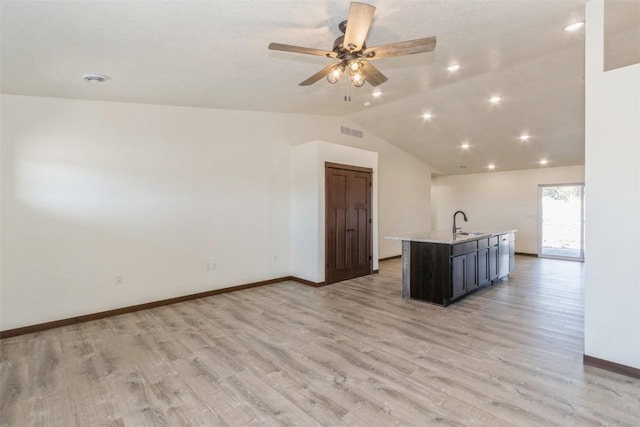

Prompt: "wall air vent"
[340,125,363,139]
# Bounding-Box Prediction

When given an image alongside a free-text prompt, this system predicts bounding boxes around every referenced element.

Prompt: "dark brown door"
[325,163,372,284]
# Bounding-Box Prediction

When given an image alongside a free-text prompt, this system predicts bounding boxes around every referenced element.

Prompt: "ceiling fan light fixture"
[350,71,365,87]
[327,64,344,84]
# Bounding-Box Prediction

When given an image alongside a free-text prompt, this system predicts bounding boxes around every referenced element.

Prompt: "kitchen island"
[386,230,515,306]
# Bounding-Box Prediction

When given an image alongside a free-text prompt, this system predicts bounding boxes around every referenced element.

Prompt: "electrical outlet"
[273,255,278,262]
[115,274,124,284]
[206,262,217,271]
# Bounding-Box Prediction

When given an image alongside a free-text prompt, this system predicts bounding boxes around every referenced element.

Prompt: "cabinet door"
[489,245,499,280]
[452,255,466,298]
[465,251,478,290]
[478,248,490,285]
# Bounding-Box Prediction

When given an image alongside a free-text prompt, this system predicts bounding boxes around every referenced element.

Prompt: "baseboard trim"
[0,276,290,339]
[290,277,326,287]
[515,252,538,257]
[379,255,402,262]
[583,354,640,379]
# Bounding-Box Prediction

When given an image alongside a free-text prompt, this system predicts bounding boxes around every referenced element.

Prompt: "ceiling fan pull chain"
[344,79,351,102]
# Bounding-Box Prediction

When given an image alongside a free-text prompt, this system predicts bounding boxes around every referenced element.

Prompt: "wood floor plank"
[1,256,639,426]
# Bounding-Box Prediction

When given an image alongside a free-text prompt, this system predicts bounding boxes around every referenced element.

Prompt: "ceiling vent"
[340,125,363,139]
[82,73,107,85]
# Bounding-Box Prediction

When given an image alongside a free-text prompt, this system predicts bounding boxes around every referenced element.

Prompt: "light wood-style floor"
[2,256,639,426]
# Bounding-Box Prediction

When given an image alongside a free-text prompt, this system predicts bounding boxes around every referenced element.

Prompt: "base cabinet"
[407,232,515,306]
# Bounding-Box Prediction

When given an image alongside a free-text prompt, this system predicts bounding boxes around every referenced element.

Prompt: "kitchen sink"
[456,231,488,236]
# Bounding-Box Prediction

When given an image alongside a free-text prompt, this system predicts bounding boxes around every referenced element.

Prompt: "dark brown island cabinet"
[392,231,515,306]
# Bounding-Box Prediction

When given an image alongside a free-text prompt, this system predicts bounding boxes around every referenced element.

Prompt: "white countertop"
[385,230,516,244]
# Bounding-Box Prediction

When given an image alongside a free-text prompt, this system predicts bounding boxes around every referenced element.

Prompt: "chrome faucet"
[452,210,468,234]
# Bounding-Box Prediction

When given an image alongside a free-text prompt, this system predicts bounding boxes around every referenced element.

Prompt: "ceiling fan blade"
[299,63,338,86]
[269,42,337,58]
[361,61,388,87]
[343,2,376,52]
[363,36,437,59]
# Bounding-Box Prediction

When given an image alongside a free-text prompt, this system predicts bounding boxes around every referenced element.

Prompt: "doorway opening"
[538,184,585,261]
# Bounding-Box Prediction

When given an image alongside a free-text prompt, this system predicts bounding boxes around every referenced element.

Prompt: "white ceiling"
[1,0,593,175]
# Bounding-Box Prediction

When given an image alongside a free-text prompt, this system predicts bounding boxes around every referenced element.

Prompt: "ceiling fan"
[268,2,436,89]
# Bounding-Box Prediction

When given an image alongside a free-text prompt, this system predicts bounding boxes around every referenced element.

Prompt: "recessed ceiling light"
[540,159,548,166]
[82,73,107,85]
[564,22,584,32]
[519,134,530,141]
[489,96,501,104]
[488,163,496,170]
[422,112,433,120]
[372,90,382,97]
[461,142,470,150]
[447,64,460,72]
[364,101,371,106]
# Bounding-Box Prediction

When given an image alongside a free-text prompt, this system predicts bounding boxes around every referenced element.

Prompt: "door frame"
[537,183,585,261]
[325,162,373,284]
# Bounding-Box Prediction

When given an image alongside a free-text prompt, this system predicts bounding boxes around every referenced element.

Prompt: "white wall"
[1,95,293,330]
[584,0,640,369]
[1,94,433,330]
[431,165,585,254]
[375,140,433,258]
[290,142,320,282]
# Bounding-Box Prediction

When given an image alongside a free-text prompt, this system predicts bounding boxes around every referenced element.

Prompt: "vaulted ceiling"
[1,0,594,174]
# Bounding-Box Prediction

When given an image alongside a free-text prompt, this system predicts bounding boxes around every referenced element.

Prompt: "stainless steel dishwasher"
[498,233,510,278]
